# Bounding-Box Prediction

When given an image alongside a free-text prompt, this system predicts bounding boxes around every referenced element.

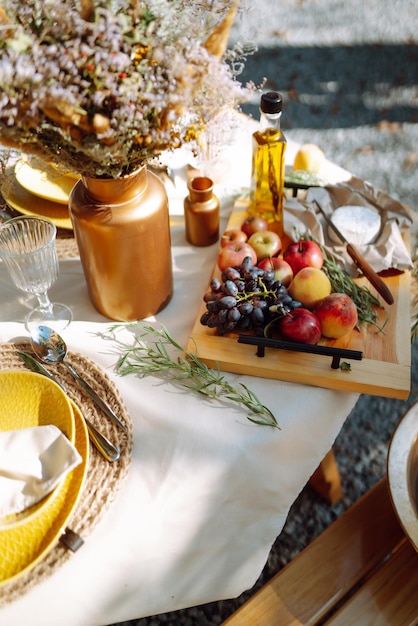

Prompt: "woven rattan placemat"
[0,341,133,607]
[56,228,79,259]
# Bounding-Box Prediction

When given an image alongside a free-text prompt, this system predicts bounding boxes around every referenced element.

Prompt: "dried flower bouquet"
[0,0,252,179]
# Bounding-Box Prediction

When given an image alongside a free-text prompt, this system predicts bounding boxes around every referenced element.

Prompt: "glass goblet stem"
[35,292,55,315]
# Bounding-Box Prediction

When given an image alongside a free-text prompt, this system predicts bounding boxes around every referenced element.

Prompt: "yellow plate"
[0,370,75,529]
[0,370,74,439]
[15,159,78,205]
[0,401,89,586]
[2,175,73,230]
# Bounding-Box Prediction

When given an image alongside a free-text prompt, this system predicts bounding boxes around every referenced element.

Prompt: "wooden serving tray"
[188,207,412,400]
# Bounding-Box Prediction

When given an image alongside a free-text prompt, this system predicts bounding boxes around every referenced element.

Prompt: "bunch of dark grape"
[200,256,302,336]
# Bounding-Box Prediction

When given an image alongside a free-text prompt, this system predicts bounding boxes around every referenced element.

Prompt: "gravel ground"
[110,2,418,624]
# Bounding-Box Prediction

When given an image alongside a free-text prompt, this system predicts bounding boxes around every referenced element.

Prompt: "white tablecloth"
[0,126,358,625]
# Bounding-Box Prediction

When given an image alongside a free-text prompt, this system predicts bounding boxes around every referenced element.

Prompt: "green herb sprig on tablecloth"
[105,323,279,429]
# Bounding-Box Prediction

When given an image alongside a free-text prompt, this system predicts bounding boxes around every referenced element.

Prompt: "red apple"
[247,230,282,261]
[220,229,248,248]
[277,308,322,345]
[313,293,358,339]
[217,241,257,272]
[258,257,293,286]
[241,215,269,237]
[283,240,324,275]
[288,267,332,309]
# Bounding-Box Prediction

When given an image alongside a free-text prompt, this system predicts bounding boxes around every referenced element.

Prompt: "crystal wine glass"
[0,216,72,332]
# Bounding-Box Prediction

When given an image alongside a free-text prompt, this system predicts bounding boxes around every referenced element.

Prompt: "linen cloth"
[0,425,81,517]
[0,128,359,625]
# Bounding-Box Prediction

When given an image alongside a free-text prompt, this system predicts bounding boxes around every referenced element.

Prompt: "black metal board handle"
[237,335,363,369]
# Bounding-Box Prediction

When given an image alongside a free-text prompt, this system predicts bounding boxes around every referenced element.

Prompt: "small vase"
[184,176,219,247]
[68,165,173,321]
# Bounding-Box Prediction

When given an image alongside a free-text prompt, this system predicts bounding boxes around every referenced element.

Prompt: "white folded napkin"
[0,424,82,518]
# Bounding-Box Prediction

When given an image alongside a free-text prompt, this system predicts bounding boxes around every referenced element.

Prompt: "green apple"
[247,231,282,261]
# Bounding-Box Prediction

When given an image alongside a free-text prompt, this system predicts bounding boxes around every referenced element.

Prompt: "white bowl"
[387,402,418,551]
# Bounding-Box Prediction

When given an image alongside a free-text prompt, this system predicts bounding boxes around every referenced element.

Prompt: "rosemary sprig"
[105,323,280,429]
[412,313,418,342]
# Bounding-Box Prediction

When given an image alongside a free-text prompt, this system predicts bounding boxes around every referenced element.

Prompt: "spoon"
[30,325,128,433]
[17,349,120,463]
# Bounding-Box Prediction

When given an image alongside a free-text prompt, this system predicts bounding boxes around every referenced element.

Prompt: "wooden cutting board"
[187,207,412,400]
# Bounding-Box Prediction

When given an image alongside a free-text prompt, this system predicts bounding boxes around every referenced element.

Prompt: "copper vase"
[69,166,173,321]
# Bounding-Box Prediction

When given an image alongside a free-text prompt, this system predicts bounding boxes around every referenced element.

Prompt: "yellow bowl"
[0,369,75,529]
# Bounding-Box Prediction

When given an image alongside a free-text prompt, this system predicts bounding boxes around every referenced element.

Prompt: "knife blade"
[17,350,121,462]
[313,199,394,305]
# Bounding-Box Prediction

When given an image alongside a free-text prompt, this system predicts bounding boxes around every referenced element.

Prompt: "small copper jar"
[184,177,219,247]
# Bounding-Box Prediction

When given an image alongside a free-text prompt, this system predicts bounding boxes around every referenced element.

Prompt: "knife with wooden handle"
[313,200,394,305]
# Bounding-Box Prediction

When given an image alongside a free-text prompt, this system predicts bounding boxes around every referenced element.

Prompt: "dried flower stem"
[105,323,280,429]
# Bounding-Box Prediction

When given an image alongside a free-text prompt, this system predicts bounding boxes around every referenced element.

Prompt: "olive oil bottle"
[250,92,287,236]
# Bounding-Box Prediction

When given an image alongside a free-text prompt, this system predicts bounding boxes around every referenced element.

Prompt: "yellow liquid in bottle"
[250,128,287,236]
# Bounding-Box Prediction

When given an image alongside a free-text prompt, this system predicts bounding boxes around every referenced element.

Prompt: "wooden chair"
[222,477,418,625]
